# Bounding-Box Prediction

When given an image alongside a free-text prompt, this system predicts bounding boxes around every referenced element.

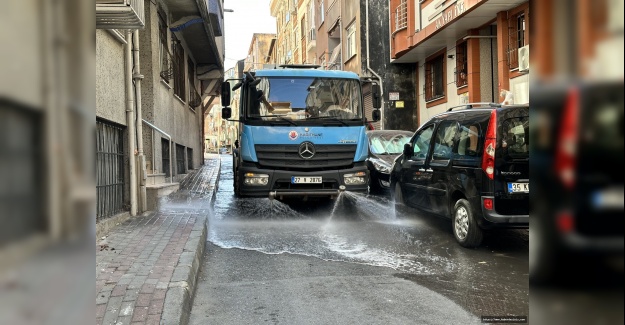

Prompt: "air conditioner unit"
[518,45,529,73]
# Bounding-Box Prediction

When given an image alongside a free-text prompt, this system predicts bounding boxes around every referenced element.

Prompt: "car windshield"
[369,132,412,155]
[247,77,363,121]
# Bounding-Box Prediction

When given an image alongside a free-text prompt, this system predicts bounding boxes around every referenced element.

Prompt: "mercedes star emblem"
[298,142,316,159]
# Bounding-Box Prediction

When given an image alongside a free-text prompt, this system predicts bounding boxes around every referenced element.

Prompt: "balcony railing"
[96,0,145,29]
[188,85,202,110]
[160,48,174,82]
[308,28,317,41]
[394,0,407,33]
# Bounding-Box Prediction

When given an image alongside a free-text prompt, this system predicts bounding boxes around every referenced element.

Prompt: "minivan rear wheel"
[453,199,483,248]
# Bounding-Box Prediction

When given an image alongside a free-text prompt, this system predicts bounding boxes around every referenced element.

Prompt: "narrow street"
[189,155,529,324]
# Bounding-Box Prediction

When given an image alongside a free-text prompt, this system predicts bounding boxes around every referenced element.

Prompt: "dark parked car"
[390,103,529,247]
[366,130,413,193]
[530,81,623,282]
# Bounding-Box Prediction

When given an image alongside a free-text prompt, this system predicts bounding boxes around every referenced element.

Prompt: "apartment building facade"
[267,0,419,130]
[96,0,224,221]
[389,0,530,126]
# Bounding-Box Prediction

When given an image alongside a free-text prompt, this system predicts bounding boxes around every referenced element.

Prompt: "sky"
[223,0,276,71]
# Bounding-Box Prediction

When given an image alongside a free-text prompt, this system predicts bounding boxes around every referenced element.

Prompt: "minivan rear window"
[502,117,529,158]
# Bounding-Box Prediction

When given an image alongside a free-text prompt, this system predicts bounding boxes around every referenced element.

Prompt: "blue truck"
[220,65,381,199]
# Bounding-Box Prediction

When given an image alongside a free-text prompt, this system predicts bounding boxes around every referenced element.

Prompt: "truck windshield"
[247,77,363,122]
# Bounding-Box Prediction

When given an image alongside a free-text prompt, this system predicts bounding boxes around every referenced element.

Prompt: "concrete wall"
[139,2,203,176]
[96,30,127,126]
[364,0,417,131]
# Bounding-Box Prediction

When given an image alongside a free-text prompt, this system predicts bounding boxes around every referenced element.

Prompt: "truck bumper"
[238,163,369,198]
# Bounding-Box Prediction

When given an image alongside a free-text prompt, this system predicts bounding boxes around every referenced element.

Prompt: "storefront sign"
[389,92,400,101]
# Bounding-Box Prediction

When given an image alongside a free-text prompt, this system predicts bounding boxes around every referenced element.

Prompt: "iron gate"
[96,120,126,221]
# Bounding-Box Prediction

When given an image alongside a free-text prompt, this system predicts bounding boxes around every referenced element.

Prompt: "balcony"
[162,0,224,96]
[96,0,145,29]
[306,28,317,52]
[393,0,407,33]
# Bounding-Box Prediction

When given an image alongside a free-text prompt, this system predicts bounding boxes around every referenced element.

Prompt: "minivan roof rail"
[446,102,501,112]
[279,64,321,69]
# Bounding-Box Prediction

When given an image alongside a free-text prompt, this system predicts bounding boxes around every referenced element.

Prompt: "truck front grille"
[255,144,357,171]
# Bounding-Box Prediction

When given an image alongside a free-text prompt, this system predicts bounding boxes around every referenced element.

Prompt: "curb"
[160,157,221,325]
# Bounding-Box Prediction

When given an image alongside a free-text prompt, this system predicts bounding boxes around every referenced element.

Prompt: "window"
[172,34,186,101]
[455,42,468,88]
[309,2,315,29]
[158,8,172,83]
[508,11,526,70]
[455,122,481,158]
[346,23,356,59]
[425,53,445,102]
[320,0,324,24]
[286,11,290,23]
[411,124,435,160]
[432,121,457,161]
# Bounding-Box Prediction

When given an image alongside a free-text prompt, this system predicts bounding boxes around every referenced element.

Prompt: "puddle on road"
[207,156,457,275]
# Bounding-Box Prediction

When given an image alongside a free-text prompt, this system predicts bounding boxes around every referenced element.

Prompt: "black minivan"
[390,104,529,247]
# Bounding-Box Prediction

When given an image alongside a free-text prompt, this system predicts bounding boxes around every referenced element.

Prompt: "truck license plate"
[291,176,322,184]
[508,182,529,193]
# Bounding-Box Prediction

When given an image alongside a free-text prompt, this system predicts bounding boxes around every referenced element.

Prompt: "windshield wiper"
[306,116,350,126]
[250,115,297,126]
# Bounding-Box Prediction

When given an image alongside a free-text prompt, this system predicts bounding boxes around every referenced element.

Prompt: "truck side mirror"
[372,84,382,109]
[403,143,412,158]
[221,81,231,106]
[222,107,232,119]
[372,109,381,122]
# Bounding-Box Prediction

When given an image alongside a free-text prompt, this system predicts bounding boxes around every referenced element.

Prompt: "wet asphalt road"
[189,155,529,324]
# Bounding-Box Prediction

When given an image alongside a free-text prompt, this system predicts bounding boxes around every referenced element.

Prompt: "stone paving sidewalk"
[96,156,220,325]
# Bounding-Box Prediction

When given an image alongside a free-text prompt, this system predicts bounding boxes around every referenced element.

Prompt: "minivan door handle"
[425,168,434,173]
[418,168,426,172]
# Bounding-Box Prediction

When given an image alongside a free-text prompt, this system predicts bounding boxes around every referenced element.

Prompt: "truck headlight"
[244,173,269,186]
[372,161,390,174]
[343,172,367,185]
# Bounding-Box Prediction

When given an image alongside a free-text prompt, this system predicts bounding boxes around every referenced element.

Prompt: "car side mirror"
[372,109,381,122]
[221,81,231,106]
[403,143,412,158]
[222,107,232,119]
[372,84,382,109]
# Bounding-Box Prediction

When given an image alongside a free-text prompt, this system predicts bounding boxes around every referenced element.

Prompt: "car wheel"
[452,199,483,248]
[529,213,557,284]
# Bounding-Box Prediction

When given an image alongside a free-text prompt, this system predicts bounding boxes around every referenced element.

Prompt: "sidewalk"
[96,155,220,325]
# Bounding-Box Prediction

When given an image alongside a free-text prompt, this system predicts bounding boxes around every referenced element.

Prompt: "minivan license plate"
[508,182,529,193]
[291,176,322,184]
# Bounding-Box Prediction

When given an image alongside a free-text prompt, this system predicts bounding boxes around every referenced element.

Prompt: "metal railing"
[142,119,173,183]
[394,0,408,32]
[160,48,174,82]
[188,85,202,110]
[96,120,126,221]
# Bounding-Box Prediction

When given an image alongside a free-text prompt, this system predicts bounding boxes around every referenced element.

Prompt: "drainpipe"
[125,30,138,216]
[339,2,343,70]
[132,30,147,212]
[366,0,384,129]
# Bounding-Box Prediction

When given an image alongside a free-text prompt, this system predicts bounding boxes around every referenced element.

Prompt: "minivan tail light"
[554,88,579,190]
[481,109,497,180]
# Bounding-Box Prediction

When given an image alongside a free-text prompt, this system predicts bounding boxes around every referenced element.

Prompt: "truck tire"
[232,156,241,197]
[452,199,483,248]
